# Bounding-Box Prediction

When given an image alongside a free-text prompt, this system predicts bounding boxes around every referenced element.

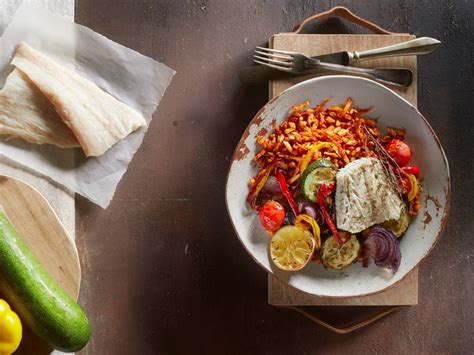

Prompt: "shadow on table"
[17,325,52,355]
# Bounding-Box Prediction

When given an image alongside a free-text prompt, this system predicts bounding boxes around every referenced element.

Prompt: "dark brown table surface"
[74,1,473,353]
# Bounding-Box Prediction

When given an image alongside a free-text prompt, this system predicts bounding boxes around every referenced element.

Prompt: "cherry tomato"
[401,165,420,178]
[386,139,411,166]
[259,201,285,232]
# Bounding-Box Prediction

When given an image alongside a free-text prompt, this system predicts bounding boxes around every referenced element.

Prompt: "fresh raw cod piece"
[335,157,404,233]
[11,42,147,157]
[0,68,79,148]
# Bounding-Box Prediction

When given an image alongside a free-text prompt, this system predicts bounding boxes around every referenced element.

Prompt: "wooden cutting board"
[268,34,418,306]
[0,175,80,353]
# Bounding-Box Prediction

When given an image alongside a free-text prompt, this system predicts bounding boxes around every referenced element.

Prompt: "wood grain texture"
[268,33,418,306]
[74,0,473,353]
[0,161,75,236]
[0,175,80,298]
[0,176,80,354]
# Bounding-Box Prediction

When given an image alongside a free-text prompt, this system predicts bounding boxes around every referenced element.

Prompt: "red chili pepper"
[276,170,299,217]
[318,183,343,246]
[401,165,420,178]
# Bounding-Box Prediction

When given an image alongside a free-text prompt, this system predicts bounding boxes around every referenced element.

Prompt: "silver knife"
[240,37,441,84]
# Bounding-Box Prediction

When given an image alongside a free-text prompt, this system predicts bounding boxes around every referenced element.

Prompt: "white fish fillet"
[335,157,404,233]
[11,42,147,157]
[0,68,79,148]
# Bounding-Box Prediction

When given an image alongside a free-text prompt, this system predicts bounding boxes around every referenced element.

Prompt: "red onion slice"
[262,176,281,194]
[364,226,401,273]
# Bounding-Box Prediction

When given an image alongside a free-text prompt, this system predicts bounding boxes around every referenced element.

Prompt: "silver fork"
[254,47,413,87]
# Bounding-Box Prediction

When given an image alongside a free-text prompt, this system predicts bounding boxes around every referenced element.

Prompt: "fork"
[254,47,413,87]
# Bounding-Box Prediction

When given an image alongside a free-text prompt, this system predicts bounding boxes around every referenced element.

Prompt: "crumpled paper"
[0,1,175,208]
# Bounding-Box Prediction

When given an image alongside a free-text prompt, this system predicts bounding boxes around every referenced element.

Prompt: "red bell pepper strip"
[276,170,299,217]
[318,182,343,246]
[401,165,420,178]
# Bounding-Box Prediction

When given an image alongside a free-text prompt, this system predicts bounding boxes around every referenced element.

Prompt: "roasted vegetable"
[276,170,298,217]
[294,213,321,249]
[406,173,420,202]
[386,139,411,166]
[364,226,401,273]
[381,207,411,237]
[247,162,275,210]
[322,235,360,270]
[259,201,285,233]
[301,158,337,202]
[401,165,420,178]
[318,183,343,245]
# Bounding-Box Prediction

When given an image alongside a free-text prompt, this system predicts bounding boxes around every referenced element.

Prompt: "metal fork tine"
[256,46,296,56]
[254,59,293,73]
[254,50,291,61]
[253,55,293,67]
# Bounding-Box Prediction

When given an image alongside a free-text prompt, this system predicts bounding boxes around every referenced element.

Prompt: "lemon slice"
[321,235,360,270]
[270,225,315,271]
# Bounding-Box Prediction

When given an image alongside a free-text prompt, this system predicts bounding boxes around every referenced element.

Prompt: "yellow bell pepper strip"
[289,142,339,184]
[295,214,321,249]
[406,173,419,202]
[0,299,22,354]
[246,160,277,210]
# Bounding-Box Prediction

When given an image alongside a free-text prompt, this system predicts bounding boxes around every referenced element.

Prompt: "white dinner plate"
[226,75,450,298]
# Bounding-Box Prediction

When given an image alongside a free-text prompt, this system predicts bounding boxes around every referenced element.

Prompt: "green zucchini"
[301,158,337,202]
[322,235,360,270]
[381,206,411,237]
[0,209,90,352]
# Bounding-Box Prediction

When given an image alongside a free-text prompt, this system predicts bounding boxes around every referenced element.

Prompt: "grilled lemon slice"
[322,235,360,270]
[270,225,315,271]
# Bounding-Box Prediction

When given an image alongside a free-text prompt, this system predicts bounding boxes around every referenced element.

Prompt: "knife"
[240,37,441,84]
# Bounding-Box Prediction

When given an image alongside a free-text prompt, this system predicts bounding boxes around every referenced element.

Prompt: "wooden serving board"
[0,175,80,298]
[268,34,418,306]
[0,174,79,353]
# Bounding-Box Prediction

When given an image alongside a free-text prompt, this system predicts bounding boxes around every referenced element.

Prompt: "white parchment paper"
[0,1,175,208]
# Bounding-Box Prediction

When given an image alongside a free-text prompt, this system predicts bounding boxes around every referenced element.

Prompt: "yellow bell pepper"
[295,213,321,249]
[406,173,419,202]
[0,299,22,354]
[289,142,339,184]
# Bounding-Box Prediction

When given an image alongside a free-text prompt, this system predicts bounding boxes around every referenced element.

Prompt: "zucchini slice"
[301,158,337,202]
[322,235,360,270]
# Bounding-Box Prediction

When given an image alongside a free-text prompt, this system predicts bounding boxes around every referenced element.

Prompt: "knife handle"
[350,37,441,64]
[306,59,413,87]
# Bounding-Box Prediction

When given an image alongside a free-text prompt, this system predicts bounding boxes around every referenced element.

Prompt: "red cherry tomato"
[259,201,285,232]
[401,165,420,178]
[386,139,411,166]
